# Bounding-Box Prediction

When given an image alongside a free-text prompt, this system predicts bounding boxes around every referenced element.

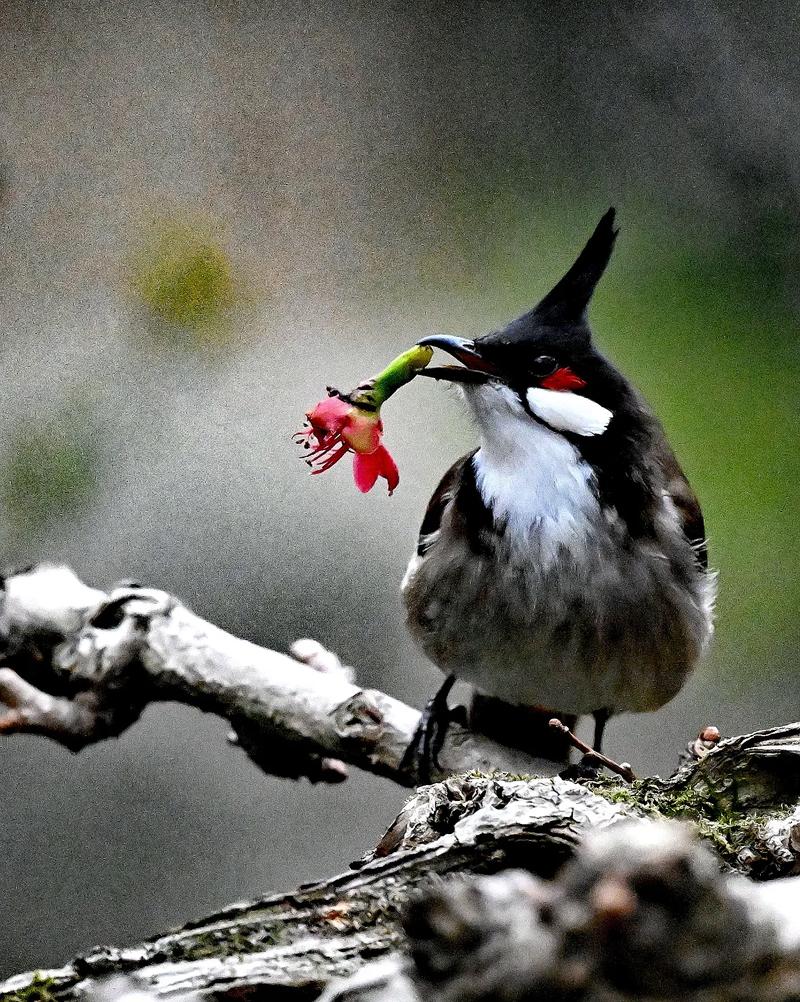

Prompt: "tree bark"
[0,564,556,784]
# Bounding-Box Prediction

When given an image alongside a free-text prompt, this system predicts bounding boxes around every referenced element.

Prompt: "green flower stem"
[349,345,433,409]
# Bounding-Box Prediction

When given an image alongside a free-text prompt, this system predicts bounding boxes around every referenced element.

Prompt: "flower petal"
[352,446,399,494]
[342,413,382,454]
[306,396,353,438]
[375,445,399,495]
[299,391,399,494]
[352,451,381,493]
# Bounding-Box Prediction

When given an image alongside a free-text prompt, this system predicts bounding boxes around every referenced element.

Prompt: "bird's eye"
[530,355,558,378]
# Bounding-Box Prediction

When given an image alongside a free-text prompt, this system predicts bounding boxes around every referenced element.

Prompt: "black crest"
[533,207,618,325]
[477,209,619,356]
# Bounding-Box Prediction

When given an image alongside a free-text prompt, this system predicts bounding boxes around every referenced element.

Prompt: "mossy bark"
[2,724,798,1001]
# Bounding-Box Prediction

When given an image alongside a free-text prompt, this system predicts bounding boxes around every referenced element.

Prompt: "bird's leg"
[400,674,458,784]
[592,707,612,754]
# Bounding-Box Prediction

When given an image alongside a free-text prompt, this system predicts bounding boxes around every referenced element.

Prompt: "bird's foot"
[400,675,463,784]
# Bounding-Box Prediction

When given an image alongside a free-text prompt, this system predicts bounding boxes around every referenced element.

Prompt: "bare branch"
[0,668,101,743]
[0,774,636,1000]
[4,564,800,1001]
[0,564,555,784]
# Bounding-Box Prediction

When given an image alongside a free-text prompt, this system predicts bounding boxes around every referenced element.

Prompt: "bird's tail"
[469,692,577,763]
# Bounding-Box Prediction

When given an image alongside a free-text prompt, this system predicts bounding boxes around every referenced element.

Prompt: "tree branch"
[2,767,799,1001]
[0,564,554,785]
[319,821,800,1002]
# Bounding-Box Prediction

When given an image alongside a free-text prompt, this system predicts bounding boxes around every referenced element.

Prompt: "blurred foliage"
[129,220,240,348]
[603,243,798,687]
[1,397,101,540]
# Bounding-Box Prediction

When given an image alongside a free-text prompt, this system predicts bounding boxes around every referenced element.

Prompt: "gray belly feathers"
[402,457,715,717]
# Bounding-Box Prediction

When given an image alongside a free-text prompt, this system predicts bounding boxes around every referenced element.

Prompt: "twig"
[549,717,636,782]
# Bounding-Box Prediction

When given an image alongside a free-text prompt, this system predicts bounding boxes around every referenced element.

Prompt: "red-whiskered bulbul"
[402,209,715,770]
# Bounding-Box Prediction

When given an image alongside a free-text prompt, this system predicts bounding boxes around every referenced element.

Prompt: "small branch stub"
[548,717,635,782]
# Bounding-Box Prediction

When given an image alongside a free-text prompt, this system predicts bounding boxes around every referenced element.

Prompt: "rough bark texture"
[319,822,800,1002]
[2,752,800,1001]
[1,565,799,1002]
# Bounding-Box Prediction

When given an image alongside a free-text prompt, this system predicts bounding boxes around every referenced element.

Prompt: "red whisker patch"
[540,367,586,391]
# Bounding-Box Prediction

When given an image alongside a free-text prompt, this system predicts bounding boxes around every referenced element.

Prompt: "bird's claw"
[400,675,460,784]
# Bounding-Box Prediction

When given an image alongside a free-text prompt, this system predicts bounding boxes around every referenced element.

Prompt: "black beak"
[415,335,497,383]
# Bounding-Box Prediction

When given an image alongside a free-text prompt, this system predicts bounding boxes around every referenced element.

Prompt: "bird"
[401,208,715,772]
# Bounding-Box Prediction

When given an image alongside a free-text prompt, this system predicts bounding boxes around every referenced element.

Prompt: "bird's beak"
[415,335,497,383]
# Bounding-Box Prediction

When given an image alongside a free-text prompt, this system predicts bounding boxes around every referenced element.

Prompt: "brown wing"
[416,451,475,556]
[656,437,708,570]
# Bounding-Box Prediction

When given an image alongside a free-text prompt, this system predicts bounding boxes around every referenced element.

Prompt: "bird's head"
[418,208,622,440]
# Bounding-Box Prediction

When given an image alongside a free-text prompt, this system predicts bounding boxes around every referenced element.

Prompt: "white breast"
[468,384,600,565]
[404,383,710,715]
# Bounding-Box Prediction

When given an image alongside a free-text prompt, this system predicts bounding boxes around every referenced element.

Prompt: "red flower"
[295,344,433,497]
[294,394,399,495]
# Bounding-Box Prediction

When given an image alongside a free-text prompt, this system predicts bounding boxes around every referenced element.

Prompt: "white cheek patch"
[526,387,613,437]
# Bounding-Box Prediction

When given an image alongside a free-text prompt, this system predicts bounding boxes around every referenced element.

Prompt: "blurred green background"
[0,0,798,977]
